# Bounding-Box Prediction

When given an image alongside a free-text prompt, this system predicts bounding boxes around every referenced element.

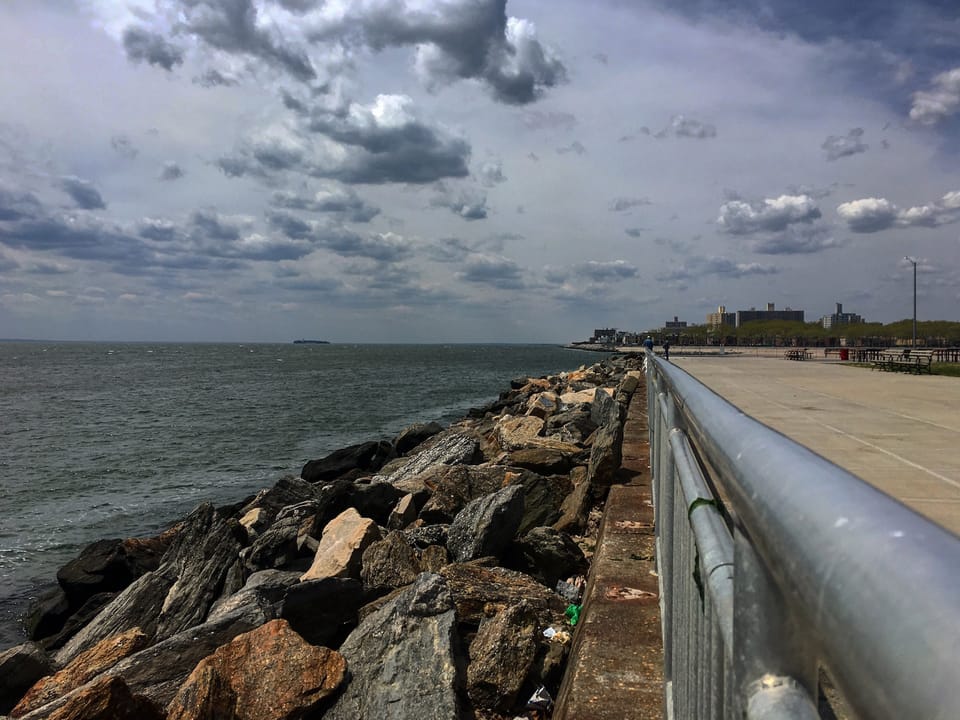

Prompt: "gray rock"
[417,465,513,524]
[23,587,70,642]
[279,577,366,647]
[301,440,395,483]
[553,466,591,534]
[324,573,461,720]
[404,524,448,549]
[590,386,619,428]
[243,507,316,573]
[393,421,444,455]
[55,538,164,611]
[447,485,525,563]
[361,531,421,593]
[373,432,480,494]
[438,563,567,625]
[37,591,117,652]
[0,642,53,714]
[505,527,587,588]
[237,476,321,523]
[586,421,623,498]
[507,473,573,537]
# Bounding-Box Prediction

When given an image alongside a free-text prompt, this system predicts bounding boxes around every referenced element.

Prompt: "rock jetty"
[0,355,644,720]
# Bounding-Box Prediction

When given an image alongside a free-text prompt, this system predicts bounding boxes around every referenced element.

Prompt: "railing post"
[733,528,819,720]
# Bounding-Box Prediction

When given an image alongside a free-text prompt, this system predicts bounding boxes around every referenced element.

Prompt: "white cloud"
[910,68,960,125]
[717,195,821,235]
[837,192,960,233]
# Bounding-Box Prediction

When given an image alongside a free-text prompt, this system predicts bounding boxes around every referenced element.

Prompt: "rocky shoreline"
[0,355,644,720]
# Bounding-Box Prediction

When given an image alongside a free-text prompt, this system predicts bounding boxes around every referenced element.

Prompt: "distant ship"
[292,339,330,344]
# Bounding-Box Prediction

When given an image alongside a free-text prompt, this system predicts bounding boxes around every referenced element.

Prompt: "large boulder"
[393,422,444,455]
[241,503,317,573]
[236,476,320,524]
[494,416,544,451]
[467,602,539,712]
[447,486,525,563]
[501,447,575,475]
[373,432,480,494]
[504,527,588,588]
[301,440,395,483]
[324,573,461,720]
[279,577,366,647]
[553,466,591,534]
[526,392,559,420]
[300,508,381,582]
[12,628,149,717]
[165,620,345,720]
[439,563,567,625]
[416,465,515,524]
[0,642,53,715]
[17,675,163,720]
[507,473,572,536]
[360,531,421,593]
[590,386,618,428]
[586,421,624,497]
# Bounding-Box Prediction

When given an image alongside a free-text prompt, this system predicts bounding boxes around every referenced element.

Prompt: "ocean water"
[0,342,596,650]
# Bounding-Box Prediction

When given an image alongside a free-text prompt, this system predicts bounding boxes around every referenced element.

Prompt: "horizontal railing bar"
[648,353,960,720]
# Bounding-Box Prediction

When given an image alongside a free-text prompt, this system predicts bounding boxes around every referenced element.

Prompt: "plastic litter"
[526,685,554,712]
[555,580,581,604]
[565,603,581,626]
[542,627,558,639]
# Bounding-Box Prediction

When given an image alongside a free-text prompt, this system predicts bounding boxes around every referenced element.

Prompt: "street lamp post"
[904,256,917,348]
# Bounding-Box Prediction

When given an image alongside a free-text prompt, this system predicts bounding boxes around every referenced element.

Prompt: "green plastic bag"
[565,603,581,626]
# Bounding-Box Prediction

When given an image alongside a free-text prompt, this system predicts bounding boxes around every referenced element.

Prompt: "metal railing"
[645,351,960,719]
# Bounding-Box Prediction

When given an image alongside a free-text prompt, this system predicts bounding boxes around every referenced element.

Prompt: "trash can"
[839,348,849,361]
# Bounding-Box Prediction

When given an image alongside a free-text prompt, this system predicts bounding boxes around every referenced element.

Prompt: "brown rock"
[419,545,449,573]
[44,676,162,720]
[439,563,567,625]
[386,493,417,530]
[467,602,539,711]
[165,619,345,720]
[360,531,420,592]
[494,416,545,451]
[299,508,381,581]
[13,628,149,717]
[553,466,591,534]
[526,392,559,419]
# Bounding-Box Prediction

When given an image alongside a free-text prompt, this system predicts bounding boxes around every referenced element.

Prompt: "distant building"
[707,305,736,329]
[591,327,618,344]
[735,302,804,327]
[665,316,687,329]
[821,302,865,330]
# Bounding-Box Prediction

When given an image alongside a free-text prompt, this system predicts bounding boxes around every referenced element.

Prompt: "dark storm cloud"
[0,186,42,221]
[307,0,566,104]
[0,215,142,262]
[270,187,379,222]
[749,225,840,254]
[609,197,652,212]
[179,0,316,82]
[457,254,525,289]
[122,26,185,71]
[160,162,185,181]
[717,195,821,234]
[110,135,139,159]
[58,176,106,210]
[822,128,868,161]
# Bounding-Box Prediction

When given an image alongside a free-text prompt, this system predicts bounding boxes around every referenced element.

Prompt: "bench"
[871,349,934,374]
[784,349,811,361]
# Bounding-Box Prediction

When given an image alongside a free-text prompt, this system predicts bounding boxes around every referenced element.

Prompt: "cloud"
[717,195,821,234]
[138,217,181,242]
[0,186,42,221]
[309,1,566,104]
[189,208,252,241]
[609,197,652,212]
[910,67,960,125]
[267,209,413,261]
[159,161,185,181]
[573,260,639,281]
[270,186,379,222]
[179,0,316,82]
[430,183,488,220]
[624,227,647,237]
[457,253,525,289]
[749,225,840,254]
[837,191,960,232]
[110,134,139,159]
[556,140,586,155]
[478,160,505,186]
[593,52,609,65]
[657,256,779,283]
[522,110,577,131]
[194,68,241,87]
[122,26,184,71]
[822,128,868,161]
[666,114,717,139]
[58,176,107,210]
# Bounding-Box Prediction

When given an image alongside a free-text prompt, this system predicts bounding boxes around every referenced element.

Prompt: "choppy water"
[0,342,595,649]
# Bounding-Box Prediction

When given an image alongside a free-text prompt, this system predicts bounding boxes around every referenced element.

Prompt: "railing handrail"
[647,352,960,719]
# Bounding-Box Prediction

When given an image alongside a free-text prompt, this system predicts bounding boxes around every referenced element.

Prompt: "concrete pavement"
[671,355,960,536]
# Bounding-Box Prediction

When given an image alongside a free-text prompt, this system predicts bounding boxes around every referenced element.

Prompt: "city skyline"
[1,1,959,343]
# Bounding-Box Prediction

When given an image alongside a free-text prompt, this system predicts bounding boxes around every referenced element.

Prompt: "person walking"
[663,339,671,360]
[643,336,654,351]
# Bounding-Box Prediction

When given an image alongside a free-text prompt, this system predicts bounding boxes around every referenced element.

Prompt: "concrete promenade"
[671,355,960,536]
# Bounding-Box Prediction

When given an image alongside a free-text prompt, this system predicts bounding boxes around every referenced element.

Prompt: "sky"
[1,0,959,343]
